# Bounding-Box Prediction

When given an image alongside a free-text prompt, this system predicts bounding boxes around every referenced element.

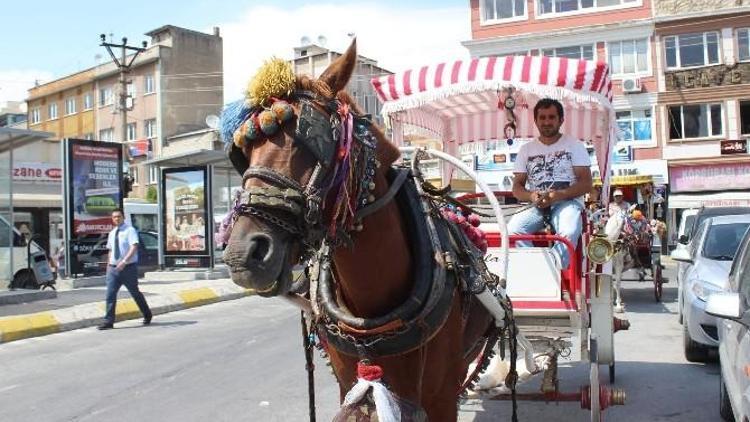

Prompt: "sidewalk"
[0,275,253,344]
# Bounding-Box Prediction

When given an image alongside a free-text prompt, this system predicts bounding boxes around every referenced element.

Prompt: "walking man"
[98,209,152,330]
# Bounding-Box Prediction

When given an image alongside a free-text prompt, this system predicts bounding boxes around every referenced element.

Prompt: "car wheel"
[683,321,708,362]
[720,371,735,421]
[678,289,684,325]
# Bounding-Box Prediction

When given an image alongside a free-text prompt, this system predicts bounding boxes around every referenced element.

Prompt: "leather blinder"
[294,99,338,168]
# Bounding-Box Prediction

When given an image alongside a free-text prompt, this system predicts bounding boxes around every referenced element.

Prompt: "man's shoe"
[97,323,114,330]
[143,316,152,326]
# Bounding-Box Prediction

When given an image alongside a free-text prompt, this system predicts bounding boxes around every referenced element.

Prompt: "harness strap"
[243,166,305,192]
[354,169,409,222]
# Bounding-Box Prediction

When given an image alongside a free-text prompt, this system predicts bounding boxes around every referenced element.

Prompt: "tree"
[146,186,158,203]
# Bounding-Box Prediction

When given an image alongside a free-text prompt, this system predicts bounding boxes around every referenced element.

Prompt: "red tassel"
[357,361,384,381]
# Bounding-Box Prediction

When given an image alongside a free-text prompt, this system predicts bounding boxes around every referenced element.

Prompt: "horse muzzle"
[223,231,293,297]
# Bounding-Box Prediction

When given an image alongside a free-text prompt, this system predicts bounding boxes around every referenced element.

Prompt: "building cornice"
[654,6,750,25]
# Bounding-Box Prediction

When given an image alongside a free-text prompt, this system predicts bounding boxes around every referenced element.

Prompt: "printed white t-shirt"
[513,134,591,204]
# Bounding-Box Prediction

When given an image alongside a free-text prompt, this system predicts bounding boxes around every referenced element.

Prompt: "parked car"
[672,214,750,362]
[673,208,698,253]
[73,230,159,277]
[704,225,750,422]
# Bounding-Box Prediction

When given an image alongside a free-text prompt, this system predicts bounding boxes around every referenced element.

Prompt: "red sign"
[671,162,750,192]
[13,162,62,183]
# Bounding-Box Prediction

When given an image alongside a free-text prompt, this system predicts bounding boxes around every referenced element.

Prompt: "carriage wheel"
[653,264,663,302]
[589,335,601,422]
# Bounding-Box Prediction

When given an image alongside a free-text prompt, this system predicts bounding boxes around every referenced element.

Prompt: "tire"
[678,288,684,325]
[654,265,663,302]
[683,321,708,362]
[609,362,615,384]
[720,371,735,421]
[11,270,39,290]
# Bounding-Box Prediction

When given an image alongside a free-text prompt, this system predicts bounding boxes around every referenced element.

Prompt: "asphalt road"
[0,263,724,421]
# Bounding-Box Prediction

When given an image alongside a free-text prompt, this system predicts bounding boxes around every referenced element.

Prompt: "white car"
[671,214,750,362]
[705,225,750,422]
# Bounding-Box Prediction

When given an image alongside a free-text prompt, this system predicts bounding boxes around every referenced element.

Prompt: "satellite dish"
[300,36,311,46]
[317,35,327,47]
[205,114,220,129]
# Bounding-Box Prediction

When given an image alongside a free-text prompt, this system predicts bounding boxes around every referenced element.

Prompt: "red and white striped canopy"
[370,54,616,194]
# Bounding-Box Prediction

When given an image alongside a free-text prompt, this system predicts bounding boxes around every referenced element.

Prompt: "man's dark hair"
[111,208,124,216]
[534,98,564,120]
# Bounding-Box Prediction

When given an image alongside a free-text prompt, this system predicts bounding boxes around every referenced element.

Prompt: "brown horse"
[222,40,495,421]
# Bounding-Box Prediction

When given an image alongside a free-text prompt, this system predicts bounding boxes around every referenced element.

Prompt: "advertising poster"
[162,166,210,268]
[64,139,123,277]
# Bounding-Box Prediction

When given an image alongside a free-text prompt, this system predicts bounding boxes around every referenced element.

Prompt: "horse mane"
[294,75,401,168]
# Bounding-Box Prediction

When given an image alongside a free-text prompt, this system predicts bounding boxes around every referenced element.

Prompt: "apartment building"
[290,42,392,126]
[653,2,750,225]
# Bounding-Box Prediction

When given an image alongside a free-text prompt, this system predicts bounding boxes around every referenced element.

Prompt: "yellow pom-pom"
[246,58,295,107]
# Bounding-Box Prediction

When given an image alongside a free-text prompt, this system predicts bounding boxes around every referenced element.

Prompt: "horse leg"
[613,253,624,313]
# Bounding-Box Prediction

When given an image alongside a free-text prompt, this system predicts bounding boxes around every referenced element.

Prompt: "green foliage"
[146,186,158,203]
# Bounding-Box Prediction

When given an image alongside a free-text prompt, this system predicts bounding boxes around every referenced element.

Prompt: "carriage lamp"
[587,236,614,264]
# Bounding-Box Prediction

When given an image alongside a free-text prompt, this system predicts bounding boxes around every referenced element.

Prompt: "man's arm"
[512,173,542,204]
[548,166,593,204]
[115,244,138,271]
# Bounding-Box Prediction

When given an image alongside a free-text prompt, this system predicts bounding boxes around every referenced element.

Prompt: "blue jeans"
[507,200,583,268]
[104,263,151,325]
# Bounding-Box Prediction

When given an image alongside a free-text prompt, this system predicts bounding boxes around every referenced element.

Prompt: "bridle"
[224,90,386,253]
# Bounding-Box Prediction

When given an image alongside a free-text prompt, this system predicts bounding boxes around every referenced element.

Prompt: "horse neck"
[330,173,413,318]
[605,213,625,242]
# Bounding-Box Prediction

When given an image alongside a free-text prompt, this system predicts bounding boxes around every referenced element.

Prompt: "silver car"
[671,214,750,362]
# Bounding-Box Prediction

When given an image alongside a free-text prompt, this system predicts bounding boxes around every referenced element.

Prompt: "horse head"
[220,40,400,297]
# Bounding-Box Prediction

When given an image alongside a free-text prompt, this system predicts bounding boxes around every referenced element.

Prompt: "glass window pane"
[740,30,750,61]
[556,46,582,59]
[636,38,648,71]
[499,0,513,18]
[617,120,634,142]
[582,45,594,61]
[514,0,525,15]
[483,0,495,20]
[616,111,631,119]
[597,0,619,6]
[634,119,652,141]
[679,33,706,67]
[582,0,595,7]
[741,101,750,134]
[609,42,622,73]
[540,0,553,14]
[707,33,720,64]
[556,0,579,12]
[710,104,722,136]
[684,105,706,138]
[669,107,682,139]
[665,37,677,68]
[622,40,635,73]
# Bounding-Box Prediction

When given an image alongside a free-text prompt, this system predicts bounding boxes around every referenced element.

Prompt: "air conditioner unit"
[622,77,642,94]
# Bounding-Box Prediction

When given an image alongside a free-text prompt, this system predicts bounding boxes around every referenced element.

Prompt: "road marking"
[0,313,60,342]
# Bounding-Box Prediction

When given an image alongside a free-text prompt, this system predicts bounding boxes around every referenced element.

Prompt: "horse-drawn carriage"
[220,40,628,421]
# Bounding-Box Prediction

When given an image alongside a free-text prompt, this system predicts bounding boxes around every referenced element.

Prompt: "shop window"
[482,0,526,22]
[668,103,723,140]
[664,32,720,69]
[542,44,595,61]
[741,101,750,136]
[608,38,649,75]
[616,109,652,145]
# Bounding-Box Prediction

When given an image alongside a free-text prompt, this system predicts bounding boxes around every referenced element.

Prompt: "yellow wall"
[28,83,96,140]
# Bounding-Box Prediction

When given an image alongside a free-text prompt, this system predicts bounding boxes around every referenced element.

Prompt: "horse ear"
[319,38,357,94]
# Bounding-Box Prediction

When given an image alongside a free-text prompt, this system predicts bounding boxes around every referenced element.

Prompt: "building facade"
[19,25,222,257]
[290,42,392,125]
[653,3,750,238]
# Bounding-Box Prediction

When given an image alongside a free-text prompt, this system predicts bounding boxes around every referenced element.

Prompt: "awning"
[669,192,750,209]
[0,127,54,154]
[594,175,653,187]
[142,148,234,169]
[0,193,62,208]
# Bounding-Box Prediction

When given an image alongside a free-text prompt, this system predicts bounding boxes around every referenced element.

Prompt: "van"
[0,215,55,289]
[123,201,158,232]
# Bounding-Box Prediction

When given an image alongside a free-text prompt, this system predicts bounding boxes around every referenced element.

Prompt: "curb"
[0,285,254,344]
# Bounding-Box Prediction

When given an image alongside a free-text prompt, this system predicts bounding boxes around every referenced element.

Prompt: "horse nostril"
[249,235,272,262]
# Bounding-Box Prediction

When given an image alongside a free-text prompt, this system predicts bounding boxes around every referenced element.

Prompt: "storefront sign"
[720,140,747,155]
[63,138,124,277]
[671,162,750,192]
[13,162,62,183]
[162,166,211,268]
[592,159,669,185]
[665,63,749,91]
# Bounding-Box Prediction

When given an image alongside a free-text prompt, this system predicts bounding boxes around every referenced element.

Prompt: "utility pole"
[99,34,147,162]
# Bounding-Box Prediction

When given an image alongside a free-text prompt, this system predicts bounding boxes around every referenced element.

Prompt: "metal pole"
[207,165,214,270]
[8,136,13,285]
[120,39,128,154]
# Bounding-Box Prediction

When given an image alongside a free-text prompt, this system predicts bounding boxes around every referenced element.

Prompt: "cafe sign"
[665,63,749,91]
[671,162,750,192]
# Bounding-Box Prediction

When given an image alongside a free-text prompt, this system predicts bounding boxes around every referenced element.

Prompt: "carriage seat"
[505,247,562,302]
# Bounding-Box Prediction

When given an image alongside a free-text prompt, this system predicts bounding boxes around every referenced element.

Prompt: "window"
[30,107,41,124]
[145,119,157,139]
[538,0,637,15]
[149,166,158,184]
[130,166,140,185]
[144,75,155,94]
[127,123,137,141]
[99,87,113,106]
[482,0,526,21]
[737,100,750,136]
[99,128,114,142]
[608,38,649,75]
[65,97,76,115]
[739,28,750,62]
[664,32,720,69]
[668,103,723,140]
[48,103,58,120]
[127,82,136,98]
[83,93,93,110]
[616,109,652,144]
[542,45,595,61]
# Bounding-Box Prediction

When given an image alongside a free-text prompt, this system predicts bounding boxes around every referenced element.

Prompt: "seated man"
[608,189,630,217]
[508,98,593,268]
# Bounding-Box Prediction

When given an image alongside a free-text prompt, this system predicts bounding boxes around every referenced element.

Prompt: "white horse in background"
[604,209,646,313]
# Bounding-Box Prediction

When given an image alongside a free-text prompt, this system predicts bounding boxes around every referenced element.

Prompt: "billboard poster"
[63,139,123,277]
[162,166,211,268]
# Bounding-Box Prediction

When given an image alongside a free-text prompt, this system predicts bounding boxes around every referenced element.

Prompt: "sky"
[0,0,470,105]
